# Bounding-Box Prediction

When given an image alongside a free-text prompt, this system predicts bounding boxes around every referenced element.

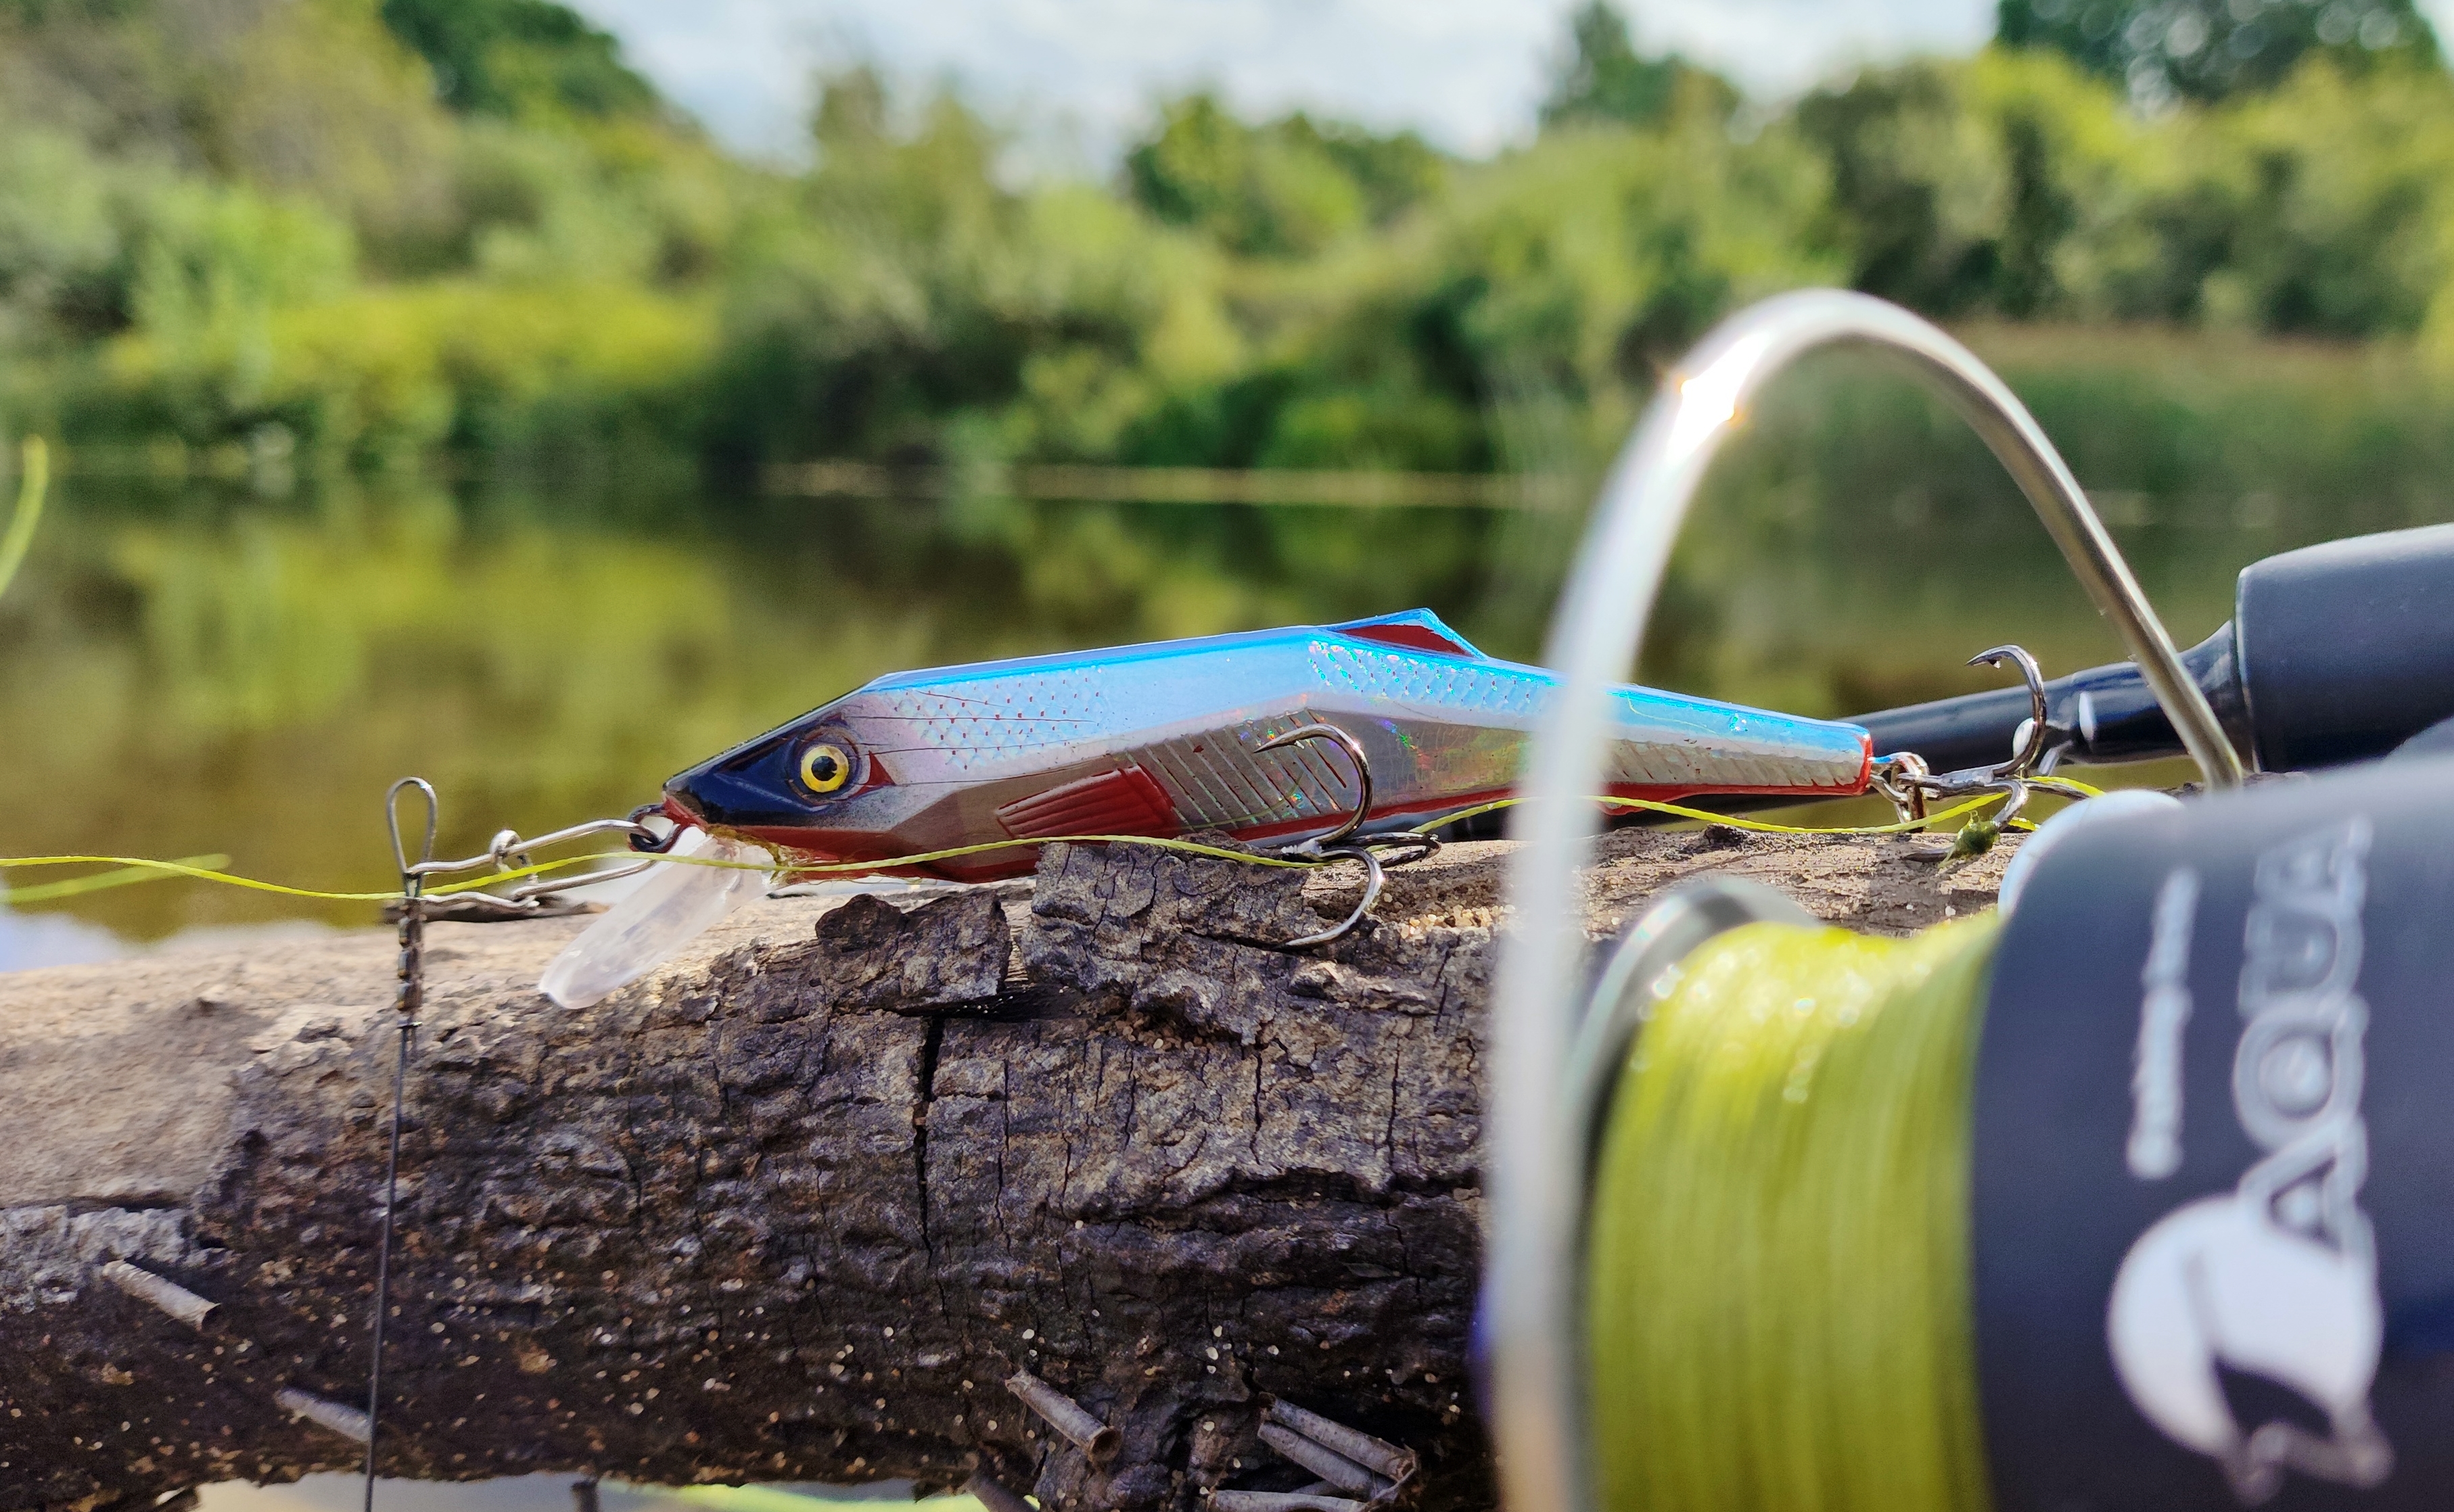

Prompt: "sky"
[569,0,2454,166]
[563,0,1998,164]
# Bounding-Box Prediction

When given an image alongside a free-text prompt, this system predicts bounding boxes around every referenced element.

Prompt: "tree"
[1995,0,2440,107]
[378,0,657,119]
[1124,95,1444,258]
[1538,1,1738,131]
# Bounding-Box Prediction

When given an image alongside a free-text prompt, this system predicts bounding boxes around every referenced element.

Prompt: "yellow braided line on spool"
[1587,914,2003,1512]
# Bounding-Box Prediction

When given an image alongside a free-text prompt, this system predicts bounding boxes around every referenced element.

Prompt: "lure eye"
[797,742,854,797]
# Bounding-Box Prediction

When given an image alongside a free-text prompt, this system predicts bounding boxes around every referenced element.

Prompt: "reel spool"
[1556,876,1815,1186]
[1554,753,2454,1511]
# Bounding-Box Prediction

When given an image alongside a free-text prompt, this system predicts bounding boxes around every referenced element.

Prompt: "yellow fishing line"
[0,855,425,903]
[0,833,1320,905]
[1433,790,2031,836]
[0,788,2019,907]
[0,436,49,605]
[1586,914,2003,1512]
[0,854,231,904]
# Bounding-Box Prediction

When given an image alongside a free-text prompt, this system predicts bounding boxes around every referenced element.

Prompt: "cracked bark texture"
[0,828,2012,1512]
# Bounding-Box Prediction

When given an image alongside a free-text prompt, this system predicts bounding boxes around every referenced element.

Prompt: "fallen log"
[0,828,2013,1512]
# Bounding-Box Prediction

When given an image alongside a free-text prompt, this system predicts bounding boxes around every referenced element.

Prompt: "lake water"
[11,334,2449,964]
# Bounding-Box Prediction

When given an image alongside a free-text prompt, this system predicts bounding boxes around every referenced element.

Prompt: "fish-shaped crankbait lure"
[666,608,1871,872]
[540,609,1871,1006]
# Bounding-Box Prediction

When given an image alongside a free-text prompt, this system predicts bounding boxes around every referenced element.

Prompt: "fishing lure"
[538,609,1872,1006]
[660,608,1872,875]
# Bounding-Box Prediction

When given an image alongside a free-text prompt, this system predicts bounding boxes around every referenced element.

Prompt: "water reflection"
[0,901,125,970]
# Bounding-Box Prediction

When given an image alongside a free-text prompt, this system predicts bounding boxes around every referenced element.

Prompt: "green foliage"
[1794,49,2454,335]
[1124,94,1445,256]
[0,0,742,456]
[99,276,714,464]
[1540,0,1738,129]
[11,0,2454,487]
[0,126,120,344]
[1799,51,2117,317]
[709,69,1163,465]
[379,0,657,118]
[129,181,358,335]
[1997,0,2439,105]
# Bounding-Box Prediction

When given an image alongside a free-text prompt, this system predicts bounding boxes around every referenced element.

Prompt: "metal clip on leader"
[1482,289,2245,1512]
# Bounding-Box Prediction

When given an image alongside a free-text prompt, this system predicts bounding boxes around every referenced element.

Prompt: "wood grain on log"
[0,828,2012,1512]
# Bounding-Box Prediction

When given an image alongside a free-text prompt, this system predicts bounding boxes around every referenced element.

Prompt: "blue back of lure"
[664,609,1872,880]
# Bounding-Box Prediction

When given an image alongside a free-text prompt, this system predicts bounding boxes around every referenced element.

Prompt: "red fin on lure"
[996,765,1179,840]
[1328,609,1483,659]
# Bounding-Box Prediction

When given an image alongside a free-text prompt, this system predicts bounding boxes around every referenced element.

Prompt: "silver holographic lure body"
[659,609,1873,880]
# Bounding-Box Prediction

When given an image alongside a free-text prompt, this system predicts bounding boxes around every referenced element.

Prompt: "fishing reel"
[1483,290,2454,1512]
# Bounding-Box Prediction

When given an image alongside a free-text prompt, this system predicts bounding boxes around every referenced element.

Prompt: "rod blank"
[101,1260,218,1331]
[1005,1369,1121,1463]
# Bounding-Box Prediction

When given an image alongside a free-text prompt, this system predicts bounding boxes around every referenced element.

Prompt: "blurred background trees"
[8,0,2454,479]
[1995,0,2437,108]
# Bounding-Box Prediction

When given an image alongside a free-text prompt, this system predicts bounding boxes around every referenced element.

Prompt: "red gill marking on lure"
[996,765,1179,841]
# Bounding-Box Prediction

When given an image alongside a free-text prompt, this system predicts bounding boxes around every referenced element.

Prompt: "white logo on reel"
[2106,818,2392,1504]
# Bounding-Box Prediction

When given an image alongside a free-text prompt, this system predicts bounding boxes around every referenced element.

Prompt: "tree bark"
[0,828,2013,1512]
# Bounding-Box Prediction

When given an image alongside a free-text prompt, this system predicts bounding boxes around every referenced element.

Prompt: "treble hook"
[1279,844,1388,949]
[1969,644,2049,782]
[1257,722,1374,853]
[1252,722,1429,948]
[1881,645,2093,859]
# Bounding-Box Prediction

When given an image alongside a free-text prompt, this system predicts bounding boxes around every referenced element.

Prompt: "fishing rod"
[1485,287,2454,1512]
[1855,521,2454,774]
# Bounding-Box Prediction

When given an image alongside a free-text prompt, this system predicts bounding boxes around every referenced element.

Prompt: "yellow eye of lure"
[798,742,853,795]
